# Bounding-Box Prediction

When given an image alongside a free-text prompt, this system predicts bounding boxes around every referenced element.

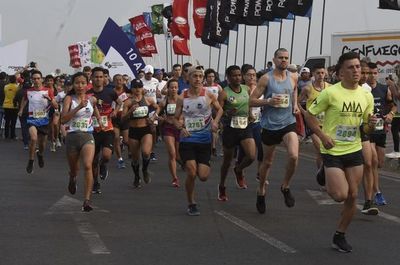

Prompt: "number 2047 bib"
[335,125,357,142]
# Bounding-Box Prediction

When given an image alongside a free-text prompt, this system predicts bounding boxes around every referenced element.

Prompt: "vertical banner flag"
[130,15,158,55]
[193,0,207,38]
[379,0,400,10]
[220,0,243,30]
[91,37,105,64]
[68,44,81,68]
[201,0,222,47]
[121,23,136,45]
[288,0,313,16]
[236,0,266,25]
[162,4,173,39]
[207,0,229,43]
[96,18,145,76]
[143,12,153,28]
[273,0,291,19]
[77,41,91,66]
[151,4,164,34]
[173,36,191,55]
[171,0,190,39]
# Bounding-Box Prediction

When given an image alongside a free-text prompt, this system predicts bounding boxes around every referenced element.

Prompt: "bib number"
[272,93,290,108]
[71,118,90,131]
[33,110,46,119]
[335,125,357,142]
[132,106,148,118]
[92,116,108,127]
[166,104,176,115]
[230,116,248,129]
[185,117,205,132]
[251,108,261,122]
[375,118,384,131]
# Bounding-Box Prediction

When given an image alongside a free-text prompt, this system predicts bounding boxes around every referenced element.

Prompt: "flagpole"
[320,0,326,55]
[253,26,259,67]
[234,26,239,65]
[170,39,173,69]
[165,39,169,72]
[225,36,230,72]
[208,46,211,69]
[243,25,247,64]
[290,15,296,63]
[278,19,283,48]
[217,46,222,75]
[264,25,270,69]
[305,16,311,60]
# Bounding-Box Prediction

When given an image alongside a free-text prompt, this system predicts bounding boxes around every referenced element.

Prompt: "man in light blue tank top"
[250,48,300,214]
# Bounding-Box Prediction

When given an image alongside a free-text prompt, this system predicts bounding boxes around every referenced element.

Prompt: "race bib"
[375,118,384,131]
[33,110,46,119]
[92,116,108,127]
[230,116,248,129]
[335,125,357,142]
[166,104,176,115]
[132,106,148,118]
[272,93,290,108]
[185,117,205,132]
[251,108,261,122]
[119,93,128,102]
[207,87,219,97]
[71,118,90,131]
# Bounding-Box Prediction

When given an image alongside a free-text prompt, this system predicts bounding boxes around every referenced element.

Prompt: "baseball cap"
[300,67,310,74]
[144,65,154,74]
[187,65,204,76]
[130,79,143,89]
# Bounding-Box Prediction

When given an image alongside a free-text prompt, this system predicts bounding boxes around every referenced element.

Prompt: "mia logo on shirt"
[342,101,362,113]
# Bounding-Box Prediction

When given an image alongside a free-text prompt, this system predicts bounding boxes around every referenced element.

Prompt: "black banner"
[236,0,266,25]
[220,0,244,30]
[202,0,228,46]
[261,0,277,21]
[379,0,400,10]
[288,0,313,16]
[272,0,290,19]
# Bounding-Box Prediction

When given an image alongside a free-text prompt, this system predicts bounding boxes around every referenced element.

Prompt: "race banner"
[220,0,244,30]
[272,0,291,19]
[77,41,91,66]
[236,0,265,25]
[143,12,153,29]
[130,15,158,55]
[151,4,164,34]
[162,3,173,39]
[96,18,146,76]
[135,35,152,57]
[379,0,400,10]
[288,0,313,16]
[205,0,229,44]
[130,15,152,36]
[173,36,191,55]
[193,0,207,38]
[91,37,105,64]
[121,23,136,45]
[171,0,190,39]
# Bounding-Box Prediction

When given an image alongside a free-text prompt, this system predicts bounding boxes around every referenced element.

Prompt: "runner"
[204,68,223,156]
[218,65,256,201]
[87,67,121,194]
[111,74,131,169]
[367,62,396,206]
[173,66,222,215]
[305,52,376,252]
[358,61,379,215]
[250,48,299,214]
[61,72,102,212]
[298,65,331,184]
[18,70,58,174]
[122,79,159,188]
[158,79,182,187]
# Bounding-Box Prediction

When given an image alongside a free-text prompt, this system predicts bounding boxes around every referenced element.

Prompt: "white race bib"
[71,118,90,131]
[335,125,357,142]
[92,116,108,127]
[185,117,205,132]
[375,118,384,131]
[132,106,148,118]
[166,104,176,115]
[251,108,261,122]
[33,109,46,119]
[272,93,290,108]
[230,116,248,129]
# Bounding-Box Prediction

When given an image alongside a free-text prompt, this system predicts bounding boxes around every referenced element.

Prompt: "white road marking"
[74,215,111,254]
[305,189,341,205]
[215,210,297,254]
[46,195,110,254]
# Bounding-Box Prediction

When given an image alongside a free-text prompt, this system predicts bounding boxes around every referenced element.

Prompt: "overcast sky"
[1,0,400,74]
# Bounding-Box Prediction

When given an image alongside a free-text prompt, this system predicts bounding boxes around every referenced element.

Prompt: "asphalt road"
[0,138,399,265]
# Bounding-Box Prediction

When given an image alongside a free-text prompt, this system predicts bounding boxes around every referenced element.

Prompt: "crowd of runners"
[1,49,400,253]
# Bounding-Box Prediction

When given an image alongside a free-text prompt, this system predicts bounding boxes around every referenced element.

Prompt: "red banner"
[173,36,190,55]
[129,15,151,35]
[68,44,81,68]
[141,31,158,54]
[171,0,190,39]
[130,15,158,55]
[193,0,207,38]
[135,36,152,57]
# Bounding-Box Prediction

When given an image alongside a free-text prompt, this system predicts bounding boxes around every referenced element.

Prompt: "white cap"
[144,65,154,74]
[300,67,310,74]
